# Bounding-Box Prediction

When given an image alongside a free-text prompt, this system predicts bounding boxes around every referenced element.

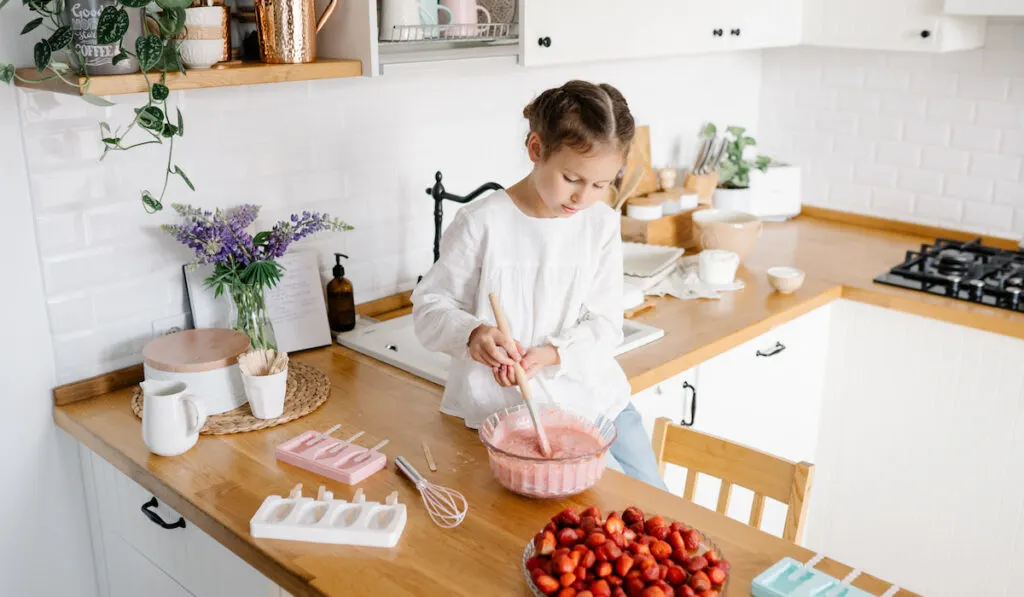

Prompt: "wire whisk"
[395,456,467,529]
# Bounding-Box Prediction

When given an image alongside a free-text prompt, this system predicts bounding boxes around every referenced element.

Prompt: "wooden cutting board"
[627,125,659,198]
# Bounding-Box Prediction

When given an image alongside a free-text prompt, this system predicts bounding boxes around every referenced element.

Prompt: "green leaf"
[135,35,163,71]
[135,105,164,130]
[81,93,115,107]
[48,26,72,50]
[176,108,183,136]
[21,18,43,35]
[118,0,150,6]
[726,125,746,139]
[161,123,178,138]
[33,40,51,73]
[155,0,191,10]
[755,155,772,172]
[156,42,183,73]
[0,64,14,85]
[142,191,163,213]
[0,0,11,12]
[111,50,129,65]
[96,6,129,45]
[173,165,194,190]
[700,122,717,138]
[156,7,185,38]
[253,231,270,246]
[151,82,169,101]
[102,136,121,146]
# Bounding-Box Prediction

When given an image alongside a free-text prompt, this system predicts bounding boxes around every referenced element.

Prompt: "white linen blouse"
[410,190,630,430]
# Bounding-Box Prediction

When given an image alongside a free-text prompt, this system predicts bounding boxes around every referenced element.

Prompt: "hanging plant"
[1,0,195,213]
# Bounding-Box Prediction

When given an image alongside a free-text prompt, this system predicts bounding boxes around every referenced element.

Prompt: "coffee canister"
[142,328,251,415]
[63,0,143,75]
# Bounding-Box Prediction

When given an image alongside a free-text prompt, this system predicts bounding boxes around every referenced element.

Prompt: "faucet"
[424,171,503,265]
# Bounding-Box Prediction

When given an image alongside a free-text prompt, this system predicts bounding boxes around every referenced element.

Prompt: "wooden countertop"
[620,214,1024,393]
[56,347,914,597]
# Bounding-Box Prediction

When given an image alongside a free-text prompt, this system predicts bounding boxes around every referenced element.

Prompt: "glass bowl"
[478,404,617,499]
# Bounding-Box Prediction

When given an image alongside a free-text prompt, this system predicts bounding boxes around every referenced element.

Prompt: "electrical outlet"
[151,313,191,338]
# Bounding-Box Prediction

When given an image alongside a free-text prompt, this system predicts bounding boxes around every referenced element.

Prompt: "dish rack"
[381,22,518,44]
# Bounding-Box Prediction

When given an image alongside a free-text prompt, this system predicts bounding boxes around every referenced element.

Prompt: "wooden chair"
[651,417,815,544]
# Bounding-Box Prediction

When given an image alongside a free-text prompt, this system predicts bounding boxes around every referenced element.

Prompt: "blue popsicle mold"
[753,557,877,597]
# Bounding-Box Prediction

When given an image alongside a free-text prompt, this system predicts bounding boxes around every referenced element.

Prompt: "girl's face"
[527,132,625,218]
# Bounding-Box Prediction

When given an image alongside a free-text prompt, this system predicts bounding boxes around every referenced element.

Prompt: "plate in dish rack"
[521,528,728,596]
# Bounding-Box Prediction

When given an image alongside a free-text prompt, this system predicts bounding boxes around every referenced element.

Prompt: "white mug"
[381,0,451,40]
[440,0,491,37]
[241,368,288,420]
[419,0,453,26]
[699,249,741,286]
[141,380,207,457]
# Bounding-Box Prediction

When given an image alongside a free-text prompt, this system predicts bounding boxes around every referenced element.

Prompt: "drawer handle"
[141,497,186,530]
[756,341,786,358]
[680,381,697,427]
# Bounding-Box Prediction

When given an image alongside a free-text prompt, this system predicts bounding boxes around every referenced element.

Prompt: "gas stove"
[874,238,1024,313]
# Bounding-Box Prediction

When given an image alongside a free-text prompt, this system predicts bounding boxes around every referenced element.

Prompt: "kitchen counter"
[53,212,1020,597]
[620,214,1024,393]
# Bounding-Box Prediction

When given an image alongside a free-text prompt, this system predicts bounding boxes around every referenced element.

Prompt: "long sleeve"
[411,209,483,359]
[544,221,624,381]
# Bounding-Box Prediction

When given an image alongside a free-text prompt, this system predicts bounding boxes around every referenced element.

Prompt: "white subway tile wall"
[759,18,1024,239]
[17,52,763,382]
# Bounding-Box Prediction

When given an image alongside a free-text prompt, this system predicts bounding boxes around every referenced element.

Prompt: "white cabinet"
[803,0,986,52]
[630,368,698,439]
[678,0,802,53]
[80,450,289,597]
[945,0,1024,16]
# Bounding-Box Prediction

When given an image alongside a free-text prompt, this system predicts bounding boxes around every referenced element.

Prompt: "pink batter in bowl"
[479,405,617,499]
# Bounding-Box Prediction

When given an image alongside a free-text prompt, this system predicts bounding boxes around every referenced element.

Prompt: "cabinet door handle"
[730,28,741,36]
[538,36,551,47]
[712,28,724,37]
[680,381,697,427]
[920,30,931,39]
[141,497,186,530]
[756,341,786,358]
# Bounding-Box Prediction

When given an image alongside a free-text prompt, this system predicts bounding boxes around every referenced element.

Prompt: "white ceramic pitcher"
[141,380,207,457]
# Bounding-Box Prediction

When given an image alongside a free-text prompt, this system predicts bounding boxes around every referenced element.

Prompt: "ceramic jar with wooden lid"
[143,329,251,415]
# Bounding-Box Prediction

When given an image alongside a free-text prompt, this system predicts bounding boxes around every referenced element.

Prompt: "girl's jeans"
[607,402,669,491]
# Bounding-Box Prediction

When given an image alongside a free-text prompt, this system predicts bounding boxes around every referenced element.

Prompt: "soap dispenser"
[327,253,355,333]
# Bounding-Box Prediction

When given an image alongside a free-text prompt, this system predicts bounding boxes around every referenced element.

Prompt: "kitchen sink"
[335,314,664,386]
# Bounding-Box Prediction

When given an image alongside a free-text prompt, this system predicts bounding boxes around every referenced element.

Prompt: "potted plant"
[705,124,772,213]
[162,203,353,350]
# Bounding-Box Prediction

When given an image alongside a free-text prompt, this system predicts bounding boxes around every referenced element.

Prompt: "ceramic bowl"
[178,39,223,69]
[767,266,806,294]
[479,405,616,499]
[692,208,763,260]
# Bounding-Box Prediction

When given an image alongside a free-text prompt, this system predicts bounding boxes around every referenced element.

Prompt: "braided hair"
[523,80,635,159]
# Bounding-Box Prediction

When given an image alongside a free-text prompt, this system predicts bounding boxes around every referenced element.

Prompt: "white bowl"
[179,39,223,69]
[767,266,806,294]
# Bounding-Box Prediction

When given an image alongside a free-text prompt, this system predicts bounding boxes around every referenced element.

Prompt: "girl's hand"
[492,344,560,388]
[469,324,522,368]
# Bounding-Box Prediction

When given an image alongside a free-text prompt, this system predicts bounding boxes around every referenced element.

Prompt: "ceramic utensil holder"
[242,368,287,419]
[683,171,720,205]
[752,557,876,597]
[250,486,406,548]
[275,430,387,485]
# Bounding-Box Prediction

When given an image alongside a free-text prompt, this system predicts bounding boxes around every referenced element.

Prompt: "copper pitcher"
[253,0,337,64]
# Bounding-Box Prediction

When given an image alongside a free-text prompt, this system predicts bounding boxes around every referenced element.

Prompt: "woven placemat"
[131,362,330,435]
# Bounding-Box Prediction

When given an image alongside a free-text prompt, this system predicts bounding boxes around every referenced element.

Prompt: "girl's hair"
[523,80,635,159]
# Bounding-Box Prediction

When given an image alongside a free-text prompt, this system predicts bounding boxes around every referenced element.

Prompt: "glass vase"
[228,283,277,351]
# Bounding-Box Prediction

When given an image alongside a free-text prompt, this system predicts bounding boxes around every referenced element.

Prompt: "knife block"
[620,206,707,250]
[683,172,719,205]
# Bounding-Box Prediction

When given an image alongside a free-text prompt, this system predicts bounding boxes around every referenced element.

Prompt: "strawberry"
[678,587,696,597]
[669,521,688,534]
[610,532,626,549]
[704,550,720,565]
[603,540,623,561]
[626,569,641,581]
[561,572,578,588]
[554,554,575,575]
[569,550,582,568]
[697,592,718,597]
[654,580,675,597]
[612,589,628,597]
[535,574,561,595]
[639,535,656,546]
[641,588,665,597]
[555,509,582,528]
[559,589,578,597]
[625,577,646,597]
[650,526,670,540]
[659,563,669,580]
[682,529,701,552]
[615,553,634,577]
[713,561,730,574]
[622,506,644,525]
[688,571,711,593]
[582,550,597,569]
[684,556,707,574]
[667,531,686,553]
[526,556,547,573]
[641,561,660,583]
[628,521,646,536]
[670,550,690,567]
[545,521,559,534]
[574,580,587,592]
[706,567,726,586]
[575,566,588,582]
[581,516,600,535]
[536,531,557,555]
[582,506,601,519]
[651,540,673,561]
[605,515,625,536]
[533,567,549,582]
[572,545,590,555]
[587,532,608,548]
[622,529,637,543]
[596,562,613,578]
[578,592,594,597]
[560,528,581,547]
[630,542,651,557]
[553,548,571,560]
[665,565,687,586]
[645,516,667,534]
[607,575,623,587]
[590,579,611,597]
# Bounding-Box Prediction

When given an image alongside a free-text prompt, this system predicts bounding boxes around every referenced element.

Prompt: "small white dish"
[767,266,806,294]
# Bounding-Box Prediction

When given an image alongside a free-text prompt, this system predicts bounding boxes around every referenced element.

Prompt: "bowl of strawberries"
[523,505,729,597]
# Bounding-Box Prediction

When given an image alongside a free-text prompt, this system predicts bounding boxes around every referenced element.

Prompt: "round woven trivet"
[131,362,330,435]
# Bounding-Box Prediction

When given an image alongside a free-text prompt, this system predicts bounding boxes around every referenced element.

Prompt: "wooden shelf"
[14,59,362,96]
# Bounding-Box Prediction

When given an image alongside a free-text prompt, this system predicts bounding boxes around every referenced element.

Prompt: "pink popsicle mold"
[275,430,387,485]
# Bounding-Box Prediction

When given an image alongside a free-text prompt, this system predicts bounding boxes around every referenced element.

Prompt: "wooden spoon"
[488,293,553,458]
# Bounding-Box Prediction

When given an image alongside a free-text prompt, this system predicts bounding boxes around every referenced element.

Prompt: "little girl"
[411,80,667,490]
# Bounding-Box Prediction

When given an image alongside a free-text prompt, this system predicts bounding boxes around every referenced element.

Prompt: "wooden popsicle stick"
[422,441,438,472]
[487,293,553,458]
